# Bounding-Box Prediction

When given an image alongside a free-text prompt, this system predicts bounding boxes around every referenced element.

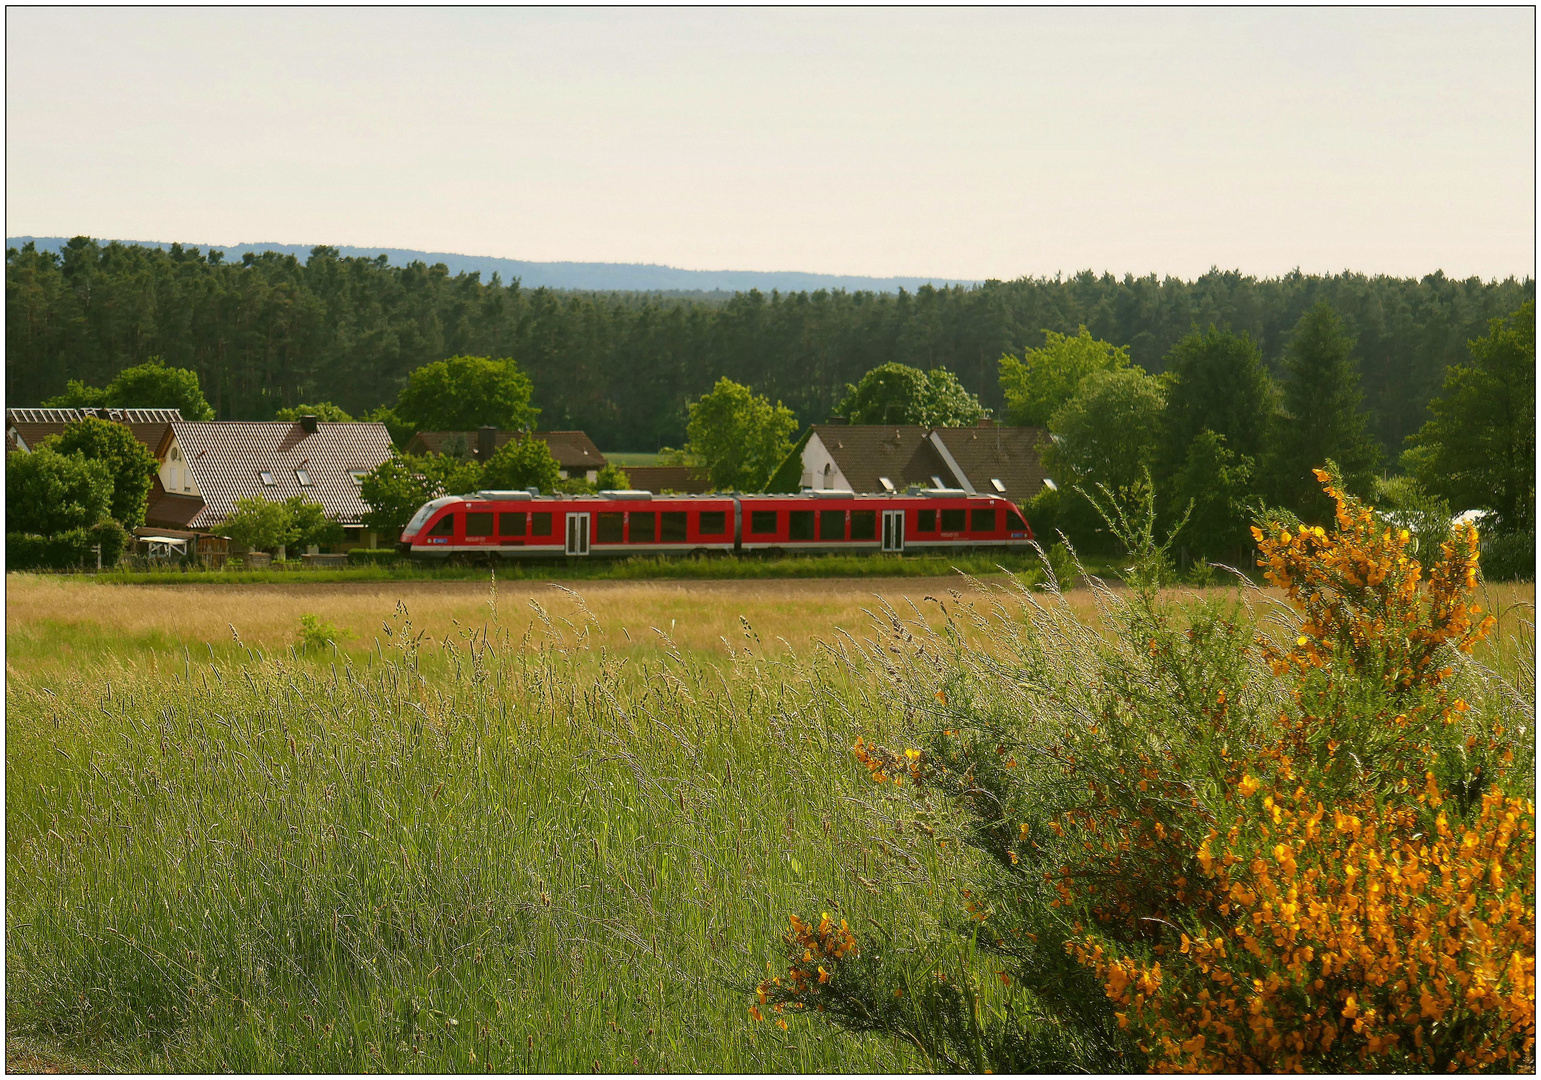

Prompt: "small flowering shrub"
[755,469,1535,1072]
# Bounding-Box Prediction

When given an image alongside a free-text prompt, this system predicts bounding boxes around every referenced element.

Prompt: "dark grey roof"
[929,426,1051,504]
[809,425,952,493]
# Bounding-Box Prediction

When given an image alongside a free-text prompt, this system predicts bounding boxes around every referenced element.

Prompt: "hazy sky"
[6,7,1535,280]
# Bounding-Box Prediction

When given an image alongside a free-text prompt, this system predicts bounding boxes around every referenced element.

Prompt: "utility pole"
[93,543,102,572]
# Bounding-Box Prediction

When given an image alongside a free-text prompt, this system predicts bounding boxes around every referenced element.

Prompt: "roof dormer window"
[259,471,275,486]
[990,478,1006,493]
[296,469,313,487]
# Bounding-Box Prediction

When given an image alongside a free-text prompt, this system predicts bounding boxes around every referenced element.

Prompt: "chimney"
[300,414,318,434]
[825,415,849,425]
[978,416,995,428]
[478,425,498,461]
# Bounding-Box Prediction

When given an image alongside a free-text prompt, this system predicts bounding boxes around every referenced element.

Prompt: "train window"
[941,508,966,532]
[597,512,623,543]
[698,510,727,535]
[819,509,845,540]
[1007,508,1029,532]
[971,508,997,532]
[850,509,876,540]
[788,510,815,540]
[750,510,777,534]
[465,511,494,537]
[531,513,553,536]
[499,512,527,536]
[916,509,937,532]
[428,514,456,537]
[630,512,657,542]
[660,511,687,542]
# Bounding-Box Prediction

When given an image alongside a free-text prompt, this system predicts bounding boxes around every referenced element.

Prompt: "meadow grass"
[6,572,1532,1072]
[84,550,1072,588]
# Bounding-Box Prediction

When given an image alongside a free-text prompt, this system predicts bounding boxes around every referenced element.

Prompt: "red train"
[398,488,1034,559]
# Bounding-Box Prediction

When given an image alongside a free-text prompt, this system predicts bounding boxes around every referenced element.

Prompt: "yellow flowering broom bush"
[755,468,1535,1072]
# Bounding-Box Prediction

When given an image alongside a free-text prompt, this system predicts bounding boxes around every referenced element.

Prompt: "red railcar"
[399,488,1034,559]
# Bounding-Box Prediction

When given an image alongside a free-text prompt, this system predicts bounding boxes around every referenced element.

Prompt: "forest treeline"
[7,237,1533,453]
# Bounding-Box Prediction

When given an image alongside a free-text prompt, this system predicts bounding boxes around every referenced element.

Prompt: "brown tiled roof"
[170,420,394,528]
[144,490,206,530]
[404,430,607,471]
[811,425,954,493]
[624,465,713,494]
[929,426,1051,504]
[6,418,174,455]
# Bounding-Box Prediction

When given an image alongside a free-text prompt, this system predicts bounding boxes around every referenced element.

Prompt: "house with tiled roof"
[144,416,394,541]
[770,420,1052,503]
[403,428,606,482]
[6,407,182,456]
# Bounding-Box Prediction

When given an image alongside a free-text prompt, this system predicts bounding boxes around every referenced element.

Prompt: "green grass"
[602,452,666,467]
[76,551,1083,587]
[5,602,977,1072]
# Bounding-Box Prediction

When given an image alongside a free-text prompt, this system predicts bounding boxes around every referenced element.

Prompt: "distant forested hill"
[6,236,971,295]
[7,236,1532,453]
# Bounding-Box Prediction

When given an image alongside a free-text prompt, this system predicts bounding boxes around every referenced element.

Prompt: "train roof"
[450,488,1008,502]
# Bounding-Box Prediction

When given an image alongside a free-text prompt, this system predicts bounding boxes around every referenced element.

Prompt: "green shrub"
[295,613,353,652]
[752,469,1535,1072]
[4,523,126,571]
[346,548,401,565]
[1480,528,1535,581]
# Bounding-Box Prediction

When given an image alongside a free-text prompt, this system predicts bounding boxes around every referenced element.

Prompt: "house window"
[878,476,895,492]
[350,471,367,485]
[990,478,1006,493]
[296,469,313,486]
[259,471,275,486]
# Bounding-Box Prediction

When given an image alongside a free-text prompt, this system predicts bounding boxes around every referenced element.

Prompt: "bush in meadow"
[754,468,1534,1072]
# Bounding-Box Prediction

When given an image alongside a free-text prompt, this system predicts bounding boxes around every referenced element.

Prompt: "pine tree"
[1264,303,1382,522]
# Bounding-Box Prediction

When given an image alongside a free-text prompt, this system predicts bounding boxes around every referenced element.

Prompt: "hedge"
[7,520,131,571]
[347,548,402,566]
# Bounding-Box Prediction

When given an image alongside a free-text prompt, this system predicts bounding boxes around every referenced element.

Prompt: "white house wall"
[800,433,854,491]
[158,436,201,497]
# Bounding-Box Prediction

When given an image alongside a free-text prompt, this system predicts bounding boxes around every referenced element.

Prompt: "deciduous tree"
[45,417,159,529]
[392,356,538,434]
[836,363,984,426]
[685,378,799,492]
[999,327,1129,427]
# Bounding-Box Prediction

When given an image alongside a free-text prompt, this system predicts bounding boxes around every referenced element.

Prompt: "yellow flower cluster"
[1073,780,1535,1071]
[1251,468,1493,689]
[753,912,859,1023]
[852,737,927,787]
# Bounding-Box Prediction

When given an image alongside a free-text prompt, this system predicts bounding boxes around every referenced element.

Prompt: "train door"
[882,510,905,553]
[565,512,591,556]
